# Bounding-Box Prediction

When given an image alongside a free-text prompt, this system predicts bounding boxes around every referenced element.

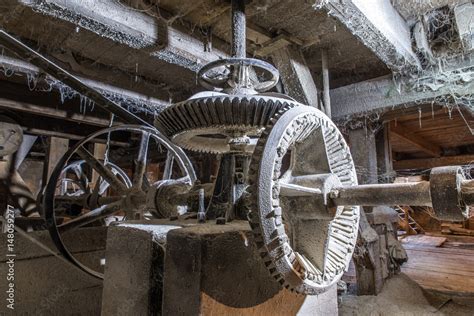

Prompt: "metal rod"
[132,132,150,187]
[321,49,331,118]
[231,0,246,58]
[76,147,128,194]
[0,30,151,127]
[163,151,174,180]
[57,201,122,233]
[331,181,433,207]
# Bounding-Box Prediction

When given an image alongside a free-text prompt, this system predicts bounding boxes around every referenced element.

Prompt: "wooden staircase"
[396,206,424,235]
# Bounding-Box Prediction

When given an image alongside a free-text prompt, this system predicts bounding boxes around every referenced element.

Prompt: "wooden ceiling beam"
[271,46,319,108]
[390,122,442,157]
[394,154,474,170]
[331,53,474,120]
[316,0,420,73]
[0,54,169,111]
[17,0,228,72]
[0,97,110,127]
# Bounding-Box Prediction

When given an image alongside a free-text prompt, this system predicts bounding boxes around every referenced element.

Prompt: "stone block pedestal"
[102,220,338,315]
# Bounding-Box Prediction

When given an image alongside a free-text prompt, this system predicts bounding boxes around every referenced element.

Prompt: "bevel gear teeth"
[155,95,301,154]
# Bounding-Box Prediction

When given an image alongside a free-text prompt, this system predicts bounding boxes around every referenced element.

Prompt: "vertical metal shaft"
[231,0,246,58]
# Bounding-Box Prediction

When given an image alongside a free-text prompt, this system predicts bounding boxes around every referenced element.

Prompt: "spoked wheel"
[247,106,360,294]
[43,125,196,279]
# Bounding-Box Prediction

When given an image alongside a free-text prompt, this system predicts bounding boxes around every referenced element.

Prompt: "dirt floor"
[338,273,474,315]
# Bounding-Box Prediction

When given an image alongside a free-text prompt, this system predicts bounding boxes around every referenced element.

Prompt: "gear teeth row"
[155,95,299,153]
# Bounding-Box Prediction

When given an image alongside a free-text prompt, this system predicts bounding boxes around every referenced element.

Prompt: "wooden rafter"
[390,122,442,157]
[0,97,110,127]
[393,154,474,170]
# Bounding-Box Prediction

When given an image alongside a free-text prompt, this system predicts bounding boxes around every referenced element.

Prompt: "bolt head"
[329,190,339,199]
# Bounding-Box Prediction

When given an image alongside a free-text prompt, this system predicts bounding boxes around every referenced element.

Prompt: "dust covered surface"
[338,273,473,315]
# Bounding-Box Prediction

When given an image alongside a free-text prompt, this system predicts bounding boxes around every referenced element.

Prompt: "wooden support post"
[348,127,378,184]
[347,126,384,295]
[42,136,69,187]
[91,143,107,188]
[321,49,331,118]
[14,134,37,169]
[271,47,319,108]
[376,123,393,183]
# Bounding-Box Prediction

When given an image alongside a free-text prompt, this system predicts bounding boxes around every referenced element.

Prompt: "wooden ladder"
[395,206,424,235]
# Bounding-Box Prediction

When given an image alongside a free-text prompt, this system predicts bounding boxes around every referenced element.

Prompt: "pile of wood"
[441,223,474,236]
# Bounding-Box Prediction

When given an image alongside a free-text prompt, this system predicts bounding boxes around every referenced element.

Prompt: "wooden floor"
[401,234,474,297]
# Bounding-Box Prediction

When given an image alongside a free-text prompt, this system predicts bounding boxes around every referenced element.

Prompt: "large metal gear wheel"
[155,93,298,154]
[246,105,360,295]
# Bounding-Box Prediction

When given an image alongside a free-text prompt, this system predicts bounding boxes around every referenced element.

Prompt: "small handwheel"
[197,58,279,92]
[247,105,360,294]
[43,125,196,279]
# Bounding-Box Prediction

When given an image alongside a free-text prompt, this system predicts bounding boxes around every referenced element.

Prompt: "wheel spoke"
[279,182,321,197]
[54,194,87,204]
[279,174,335,197]
[54,194,122,209]
[132,132,150,188]
[77,147,127,194]
[142,176,151,190]
[160,175,194,187]
[57,200,122,233]
[163,151,174,180]
[73,164,89,193]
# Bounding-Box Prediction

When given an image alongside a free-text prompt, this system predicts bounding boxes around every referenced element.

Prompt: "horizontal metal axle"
[330,181,433,207]
[281,166,471,221]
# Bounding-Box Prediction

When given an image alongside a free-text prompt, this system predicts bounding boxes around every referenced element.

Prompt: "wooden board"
[402,235,474,296]
[400,235,446,247]
[391,109,474,152]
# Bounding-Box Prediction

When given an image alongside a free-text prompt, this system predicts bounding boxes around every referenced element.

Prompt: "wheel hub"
[123,188,147,215]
